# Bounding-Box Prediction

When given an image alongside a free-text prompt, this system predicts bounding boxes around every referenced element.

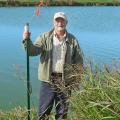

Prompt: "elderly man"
[23,12,83,120]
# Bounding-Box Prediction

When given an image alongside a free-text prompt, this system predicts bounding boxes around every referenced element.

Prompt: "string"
[28,0,44,24]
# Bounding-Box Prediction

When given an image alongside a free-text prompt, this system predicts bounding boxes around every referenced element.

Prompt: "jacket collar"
[48,29,72,45]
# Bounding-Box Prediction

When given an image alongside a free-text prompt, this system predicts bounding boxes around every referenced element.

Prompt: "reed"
[67,62,120,120]
[0,62,120,120]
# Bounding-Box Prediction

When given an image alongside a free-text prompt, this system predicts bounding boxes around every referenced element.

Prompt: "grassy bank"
[0,0,120,7]
[0,63,120,120]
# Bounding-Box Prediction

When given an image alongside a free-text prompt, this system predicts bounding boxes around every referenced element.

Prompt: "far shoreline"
[0,1,120,7]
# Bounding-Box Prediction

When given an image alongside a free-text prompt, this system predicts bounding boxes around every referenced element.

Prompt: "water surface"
[0,6,120,110]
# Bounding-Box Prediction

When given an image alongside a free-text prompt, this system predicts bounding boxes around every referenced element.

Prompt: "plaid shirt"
[52,31,67,73]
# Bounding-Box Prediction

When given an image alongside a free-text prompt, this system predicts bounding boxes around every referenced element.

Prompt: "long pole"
[25,23,31,120]
[27,38,30,120]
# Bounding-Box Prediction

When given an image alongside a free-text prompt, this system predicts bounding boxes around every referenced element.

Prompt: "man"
[23,12,83,120]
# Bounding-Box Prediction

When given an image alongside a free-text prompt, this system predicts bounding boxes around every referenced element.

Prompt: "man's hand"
[22,32,31,43]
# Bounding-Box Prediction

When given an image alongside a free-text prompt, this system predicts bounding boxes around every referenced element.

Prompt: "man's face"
[54,17,67,32]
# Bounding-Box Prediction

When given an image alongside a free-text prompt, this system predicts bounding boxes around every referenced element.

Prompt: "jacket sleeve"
[23,34,45,56]
[72,39,83,65]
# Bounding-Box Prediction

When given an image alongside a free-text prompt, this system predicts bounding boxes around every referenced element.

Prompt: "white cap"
[54,12,67,22]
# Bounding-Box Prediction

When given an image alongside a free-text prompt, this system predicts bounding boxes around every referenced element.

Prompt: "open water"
[0,6,120,110]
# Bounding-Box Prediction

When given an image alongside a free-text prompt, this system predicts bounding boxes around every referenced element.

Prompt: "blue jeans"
[38,81,71,120]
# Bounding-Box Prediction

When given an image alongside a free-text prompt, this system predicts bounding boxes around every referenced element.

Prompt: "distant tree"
[67,0,73,5]
[7,0,16,5]
[48,0,53,3]
[45,0,53,5]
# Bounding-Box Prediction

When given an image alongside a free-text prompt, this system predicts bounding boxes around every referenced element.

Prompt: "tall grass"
[67,63,120,120]
[0,63,120,120]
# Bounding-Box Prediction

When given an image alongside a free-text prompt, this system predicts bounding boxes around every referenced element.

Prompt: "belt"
[51,72,62,77]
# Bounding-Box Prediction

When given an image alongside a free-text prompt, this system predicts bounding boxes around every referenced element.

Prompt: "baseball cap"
[54,12,67,22]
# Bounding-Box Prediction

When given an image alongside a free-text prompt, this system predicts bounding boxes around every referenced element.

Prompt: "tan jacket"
[23,29,83,84]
